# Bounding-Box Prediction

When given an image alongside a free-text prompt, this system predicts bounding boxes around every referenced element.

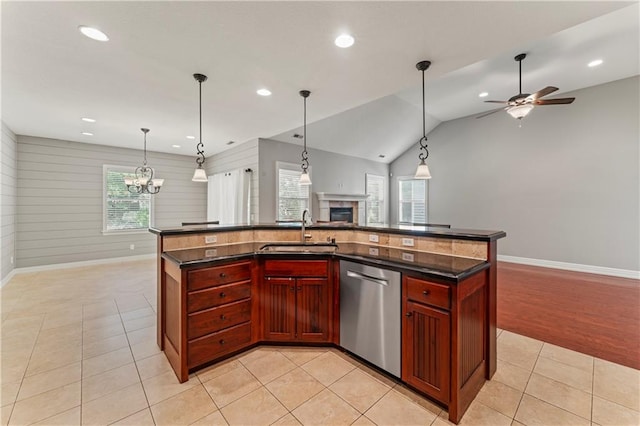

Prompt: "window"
[103,165,151,233]
[366,174,385,225]
[277,162,310,221]
[398,178,427,224]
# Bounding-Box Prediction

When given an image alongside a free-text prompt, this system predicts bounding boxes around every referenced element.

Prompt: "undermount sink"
[260,242,338,253]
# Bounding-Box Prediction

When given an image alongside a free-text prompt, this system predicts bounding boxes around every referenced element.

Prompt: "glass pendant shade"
[414,160,432,179]
[299,170,312,186]
[507,104,534,119]
[192,167,208,182]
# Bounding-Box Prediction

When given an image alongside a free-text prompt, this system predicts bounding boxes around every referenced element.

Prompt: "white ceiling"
[2,1,638,164]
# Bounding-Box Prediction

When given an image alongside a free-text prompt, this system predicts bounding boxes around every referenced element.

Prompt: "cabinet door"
[296,278,329,341]
[264,277,296,341]
[402,300,450,403]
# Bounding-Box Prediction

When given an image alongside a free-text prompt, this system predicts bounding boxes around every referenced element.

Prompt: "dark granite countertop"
[162,242,490,282]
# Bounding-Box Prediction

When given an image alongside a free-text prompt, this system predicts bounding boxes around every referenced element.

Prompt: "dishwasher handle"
[346,270,389,286]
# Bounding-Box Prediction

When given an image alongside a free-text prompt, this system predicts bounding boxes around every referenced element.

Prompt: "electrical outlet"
[205,249,217,257]
[402,238,414,247]
[205,235,217,244]
[129,244,135,250]
[402,252,415,262]
[369,234,379,243]
[368,247,379,256]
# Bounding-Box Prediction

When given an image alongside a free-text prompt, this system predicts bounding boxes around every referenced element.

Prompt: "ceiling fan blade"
[476,107,506,119]
[535,97,575,105]
[484,100,508,104]
[527,86,559,100]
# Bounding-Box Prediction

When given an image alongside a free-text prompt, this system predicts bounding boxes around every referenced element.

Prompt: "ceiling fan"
[477,53,575,120]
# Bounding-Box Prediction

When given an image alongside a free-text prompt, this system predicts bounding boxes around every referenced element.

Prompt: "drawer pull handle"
[220,292,226,298]
[220,314,226,320]
[405,312,413,317]
[422,290,430,296]
[219,339,225,345]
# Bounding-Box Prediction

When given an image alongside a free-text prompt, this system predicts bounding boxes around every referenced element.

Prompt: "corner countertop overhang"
[149,223,507,242]
[162,243,491,282]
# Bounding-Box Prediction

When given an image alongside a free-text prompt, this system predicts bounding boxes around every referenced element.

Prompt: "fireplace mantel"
[315,192,369,202]
[315,193,369,224]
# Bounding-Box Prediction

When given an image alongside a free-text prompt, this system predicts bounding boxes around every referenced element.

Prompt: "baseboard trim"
[1,254,156,287]
[498,255,640,280]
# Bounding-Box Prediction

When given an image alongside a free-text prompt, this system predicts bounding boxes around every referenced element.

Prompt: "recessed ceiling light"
[81,117,96,123]
[78,26,109,42]
[335,34,355,48]
[256,89,272,96]
[378,154,385,158]
[172,144,181,148]
[478,92,489,98]
[226,141,235,145]
[186,135,196,140]
[81,132,93,136]
[588,59,603,67]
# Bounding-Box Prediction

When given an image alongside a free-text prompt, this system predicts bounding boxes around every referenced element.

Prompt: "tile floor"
[1,259,639,425]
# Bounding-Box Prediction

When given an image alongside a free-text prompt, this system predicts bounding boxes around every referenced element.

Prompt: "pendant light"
[299,90,312,186]
[192,73,208,182]
[124,128,164,194]
[414,60,432,180]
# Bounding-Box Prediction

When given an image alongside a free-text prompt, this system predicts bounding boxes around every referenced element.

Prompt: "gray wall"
[258,138,389,223]
[17,136,206,268]
[206,139,260,223]
[1,123,17,281]
[390,76,640,271]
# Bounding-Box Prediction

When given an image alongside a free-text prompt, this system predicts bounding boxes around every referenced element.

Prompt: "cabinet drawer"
[263,260,328,277]
[406,277,450,310]
[188,299,252,340]
[188,262,251,291]
[188,280,251,313]
[188,322,251,369]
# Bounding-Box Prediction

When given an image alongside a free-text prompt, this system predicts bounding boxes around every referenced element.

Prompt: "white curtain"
[207,168,250,224]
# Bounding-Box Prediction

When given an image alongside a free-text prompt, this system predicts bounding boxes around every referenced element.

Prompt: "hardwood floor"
[497,261,640,370]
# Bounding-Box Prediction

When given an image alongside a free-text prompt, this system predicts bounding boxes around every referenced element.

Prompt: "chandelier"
[124,128,164,194]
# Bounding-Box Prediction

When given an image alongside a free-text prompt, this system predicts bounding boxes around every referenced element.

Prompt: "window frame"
[275,161,311,222]
[365,173,386,225]
[102,164,153,235]
[397,176,428,225]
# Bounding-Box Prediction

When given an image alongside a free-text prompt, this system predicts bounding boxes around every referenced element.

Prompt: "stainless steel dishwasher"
[339,260,401,377]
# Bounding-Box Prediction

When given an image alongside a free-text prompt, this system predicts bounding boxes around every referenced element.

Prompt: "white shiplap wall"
[17,136,207,268]
[205,139,259,222]
[1,123,18,281]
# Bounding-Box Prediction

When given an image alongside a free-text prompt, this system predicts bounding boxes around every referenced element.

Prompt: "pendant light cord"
[418,66,429,162]
[519,58,522,94]
[143,129,148,166]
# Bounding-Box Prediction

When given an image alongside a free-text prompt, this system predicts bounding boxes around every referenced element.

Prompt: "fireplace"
[330,207,353,223]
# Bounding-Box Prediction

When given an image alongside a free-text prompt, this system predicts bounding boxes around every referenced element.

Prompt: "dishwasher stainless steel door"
[339,260,401,377]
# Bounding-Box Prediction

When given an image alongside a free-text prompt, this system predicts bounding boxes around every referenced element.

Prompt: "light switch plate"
[402,238,414,247]
[205,235,217,244]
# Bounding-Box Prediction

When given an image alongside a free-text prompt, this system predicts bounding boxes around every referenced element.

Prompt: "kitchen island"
[149,223,505,423]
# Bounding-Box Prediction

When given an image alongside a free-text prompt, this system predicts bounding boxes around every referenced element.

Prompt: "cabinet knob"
[220,314,226,320]
[219,339,225,345]
[297,286,301,291]
[220,292,226,298]
[422,290,430,296]
[220,272,227,278]
[290,286,295,291]
[405,312,413,317]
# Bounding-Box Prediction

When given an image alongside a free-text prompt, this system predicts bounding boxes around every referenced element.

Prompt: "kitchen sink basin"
[260,242,338,253]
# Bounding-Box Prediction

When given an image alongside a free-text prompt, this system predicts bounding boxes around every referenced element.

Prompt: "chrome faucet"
[301,209,312,243]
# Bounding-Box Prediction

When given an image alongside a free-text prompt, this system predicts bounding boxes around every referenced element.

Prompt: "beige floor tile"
[82,362,140,402]
[1,404,12,426]
[497,331,543,371]
[493,359,532,392]
[279,347,327,366]
[540,342,594,372]
[111,408,155,426]
[393,384,444,415]
[202,365,262,408]
[25,344,82,377]
[457,400,512,426]
[525,372,592,420]
[81,382,148,425]
[301,351,356,386]
[41,310,82,331]
[475,379,523,418]
[593,358,640,412]
[0,355,29,384]
[123,314,155,332]
[534,356,593,393]
[196,358,243,383]
[17,362,81,401]
[32,406,80,425]
[329,368,391,413]
[82,333,129,359]
[515,394,590,426]
[356,362,399,389]
[142,370,200,405]
[291,388,359,426]
[82,321,125,344]
[115,295,152,313]
[351,415,376,425]
[83,300,119,320]
[82,346,134,378]
[130,338,162,361]
[364,389,437,426]
[126,325,156,346]
[191,409,229,425]
[265,367,325,411]
[83,313,122,331]
[136,352,174,381]
[220,387,287,426]
[592,396,640,426]
[9,381,80,425]
[120,306,155,322]
[150,385,217,426]
[241,350,297,384]
[1,381,20,407]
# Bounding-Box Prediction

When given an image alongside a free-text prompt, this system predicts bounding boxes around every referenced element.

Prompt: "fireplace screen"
[330,207,353,223]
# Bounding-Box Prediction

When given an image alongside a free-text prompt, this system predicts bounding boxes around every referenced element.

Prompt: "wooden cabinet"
[263,259,331,342]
